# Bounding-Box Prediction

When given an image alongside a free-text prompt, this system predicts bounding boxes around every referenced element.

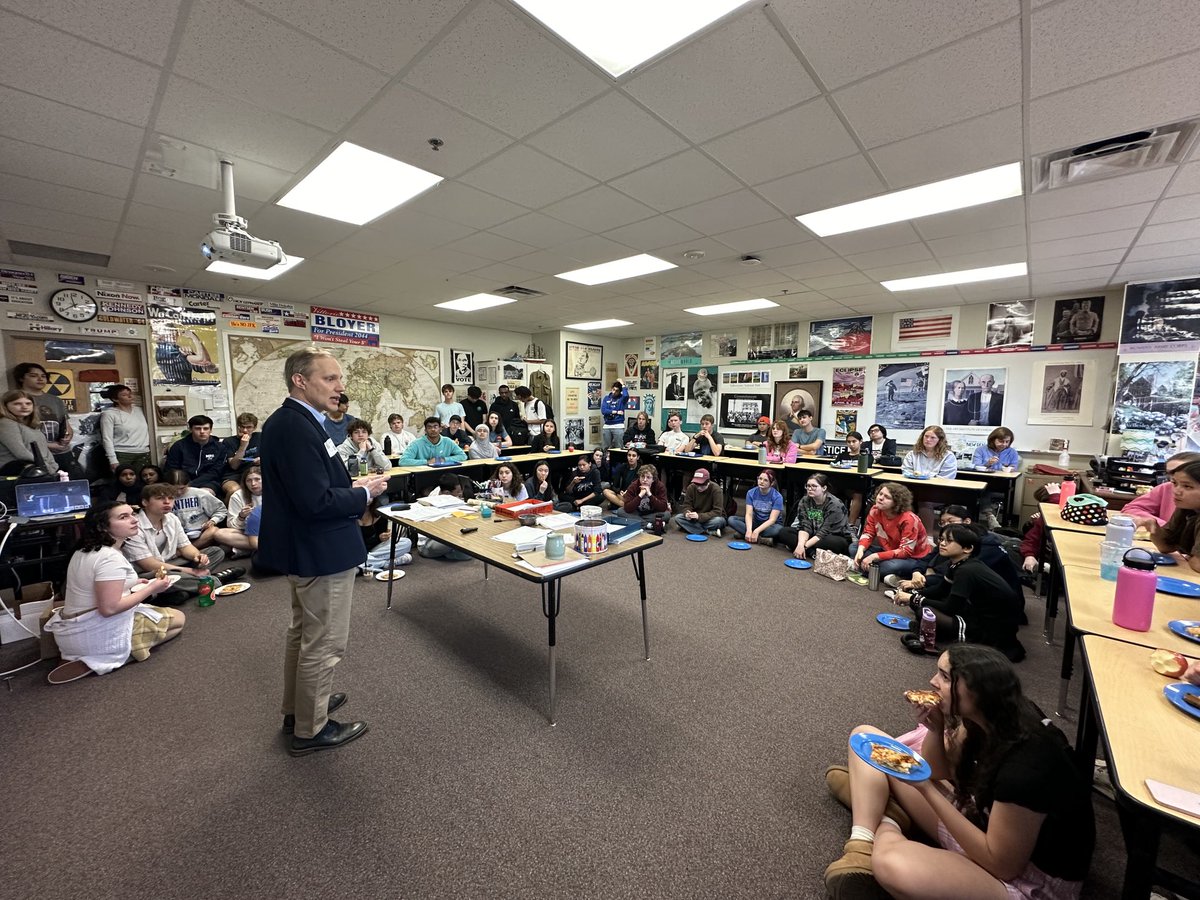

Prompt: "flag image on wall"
[892,308,957,350]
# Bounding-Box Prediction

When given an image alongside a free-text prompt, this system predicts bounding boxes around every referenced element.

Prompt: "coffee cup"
[1002,465,1014,473]
[545,533,565,560]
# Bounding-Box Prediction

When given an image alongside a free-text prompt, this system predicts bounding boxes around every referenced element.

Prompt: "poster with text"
[148,303,221,385]
[660,331,702,362]
[832,366,865,407]
[834,410,857,438]
[875,362,928,433]
[1120,278,1200,353]
[587,381,601,409]
[450,349,474,385]
[624,353,639,379]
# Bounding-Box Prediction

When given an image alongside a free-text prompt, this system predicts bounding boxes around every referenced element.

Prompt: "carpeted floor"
[0,533,1193,899]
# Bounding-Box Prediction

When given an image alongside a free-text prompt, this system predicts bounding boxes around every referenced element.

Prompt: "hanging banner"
[311,305,380,347]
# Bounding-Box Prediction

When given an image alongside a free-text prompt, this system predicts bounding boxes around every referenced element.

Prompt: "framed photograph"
[660,331,702,362]
[563,417,585,447]
[710,332,738,358]
[1050,297,1104,344]
[154,396,187,428]
[662,368,688,402]
[624,353,639,378]
[942,367,1006,428]
[748,322,799,360]
[875,362,929,433]
[1028,361,1093,426]
[719,394,769,431]
[566,341,602,380]
[586,381,602,410]
[834,410,857,438]
[1113,359,1195,438]
[1120,278,1200,353]
[892,308,957,350]
[774,380,823,427]
[450,348,474,385]
[985,300,1035,348]
[639,363,659,390]
[808,316,872,357]
[788,364,809,379]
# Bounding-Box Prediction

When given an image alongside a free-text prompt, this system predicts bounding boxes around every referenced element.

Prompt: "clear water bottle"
[346,456,358,478]
[758,444,767,465]
[920,606,937,653]
[1105,514,1135,548]
[1058,448,1071,467]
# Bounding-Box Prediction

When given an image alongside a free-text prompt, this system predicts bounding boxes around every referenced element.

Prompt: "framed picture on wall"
[1028,361,1093,426]
[773,380,823,427]
[566,341,602,380]
[719,394,769,431]
[450,349,474,385]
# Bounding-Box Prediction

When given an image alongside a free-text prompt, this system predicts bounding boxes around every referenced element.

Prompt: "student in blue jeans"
[729,470,784,544]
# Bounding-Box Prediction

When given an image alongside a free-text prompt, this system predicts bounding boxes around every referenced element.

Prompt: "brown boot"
[823,839,889,899]
[824,765,912,834]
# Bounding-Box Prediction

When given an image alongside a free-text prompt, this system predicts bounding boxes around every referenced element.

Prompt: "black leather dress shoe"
[212,566,246,582]
[288,719,369,756]
[282,692,347,734]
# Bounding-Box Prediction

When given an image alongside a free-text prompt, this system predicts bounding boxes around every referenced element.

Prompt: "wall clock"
[49,288,98,322]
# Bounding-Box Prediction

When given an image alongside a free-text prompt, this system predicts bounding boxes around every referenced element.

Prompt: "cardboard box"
[0,581,55,646]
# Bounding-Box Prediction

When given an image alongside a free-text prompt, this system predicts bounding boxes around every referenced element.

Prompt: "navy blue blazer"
[258,397,368,577]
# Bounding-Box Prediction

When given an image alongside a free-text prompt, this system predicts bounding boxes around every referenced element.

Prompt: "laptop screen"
[16,479,92,519]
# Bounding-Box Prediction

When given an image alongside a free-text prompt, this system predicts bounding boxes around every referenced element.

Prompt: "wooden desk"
[379,508,662,725]
[870,472,987,521]
[1077,636,1200,899]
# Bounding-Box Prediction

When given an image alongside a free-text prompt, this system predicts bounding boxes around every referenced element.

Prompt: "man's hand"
[353,474,389,498]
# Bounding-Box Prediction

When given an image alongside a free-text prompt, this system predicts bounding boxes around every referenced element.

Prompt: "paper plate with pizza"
[849,732,932,782]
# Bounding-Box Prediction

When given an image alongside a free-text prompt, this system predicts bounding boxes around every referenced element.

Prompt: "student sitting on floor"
[418,476,472,561]
[602,447,642,508]
[525,462,556,504]
[212,465,263,557]
[621,464,669,521]
[672,467,725,537]
[729,470,784,544]
[777,473,853,559]
[164,468,226,549]
[93,463,142,505]
[852,483,927,584]
[556,455,601,512]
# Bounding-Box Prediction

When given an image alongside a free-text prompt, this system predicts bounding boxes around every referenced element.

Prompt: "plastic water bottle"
[197,575,216,607]
[1058,474,1076,509]
[758,444,767,465]
[920,606,937,652]
[1112,548,1157,631]
[868,562,881,590]
[1105,514,1135,548]
[1058,448,1071,467]
[346,456,358,478]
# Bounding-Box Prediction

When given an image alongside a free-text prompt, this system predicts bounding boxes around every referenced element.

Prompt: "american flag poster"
[891,308,957,350]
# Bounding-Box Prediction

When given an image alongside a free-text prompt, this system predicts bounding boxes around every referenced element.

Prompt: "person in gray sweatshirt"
[777,472,852,558]
[165,469,227,549]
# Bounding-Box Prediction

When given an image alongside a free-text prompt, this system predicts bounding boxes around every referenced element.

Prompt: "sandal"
[48,659,93,684]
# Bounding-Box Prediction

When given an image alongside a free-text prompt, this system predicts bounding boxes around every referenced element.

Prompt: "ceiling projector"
[200,158,286,269]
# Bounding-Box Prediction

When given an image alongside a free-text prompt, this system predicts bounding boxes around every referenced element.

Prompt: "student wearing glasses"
[778,473,853,559]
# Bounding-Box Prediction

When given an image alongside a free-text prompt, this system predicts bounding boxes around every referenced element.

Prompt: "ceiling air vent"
[8,240,111,267]
[1031,118,1200,191]
[493,285,545,298]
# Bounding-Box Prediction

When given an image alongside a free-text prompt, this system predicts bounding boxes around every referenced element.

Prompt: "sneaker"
[397,553,413,566]
[883,574,903,589]
[883,589,897,602]
[714,528,722,538]
[212,566,246,582]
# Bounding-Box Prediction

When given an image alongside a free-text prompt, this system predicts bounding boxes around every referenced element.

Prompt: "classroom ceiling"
[1,0,1199,337]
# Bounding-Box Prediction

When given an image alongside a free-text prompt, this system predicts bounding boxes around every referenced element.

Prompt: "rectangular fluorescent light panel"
[511,1,748,78]
[556,254,675,286]
[565,319,633,331]
[797,162,1022,237]
[277,142,443,225]
[684,298,778,316]
[435,293,518,312]
[882,262,1028,292]
[206,256,304,281]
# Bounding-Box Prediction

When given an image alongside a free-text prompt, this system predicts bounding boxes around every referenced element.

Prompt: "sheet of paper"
[517,556,590,576]
[491,526,552,546]
[535,513,578,530]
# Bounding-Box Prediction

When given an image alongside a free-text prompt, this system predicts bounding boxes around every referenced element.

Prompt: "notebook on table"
[15,479,92,524]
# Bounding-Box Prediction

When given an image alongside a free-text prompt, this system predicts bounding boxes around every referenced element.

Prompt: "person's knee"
[870,838,912,891]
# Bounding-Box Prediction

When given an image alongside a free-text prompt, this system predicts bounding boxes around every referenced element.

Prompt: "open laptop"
[15,479,92,524]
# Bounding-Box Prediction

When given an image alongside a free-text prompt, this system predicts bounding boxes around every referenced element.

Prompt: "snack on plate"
[156,565,169,579]
[1150,649,1189,678]
[1184,694,1200,710]
[869,743,918,774]
[904,689,941,707]
[1187,625,1200,638]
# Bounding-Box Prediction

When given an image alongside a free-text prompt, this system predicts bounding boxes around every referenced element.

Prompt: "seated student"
[381,413,415,457]
[525,462,557,504]
[1151,455,1200,573]
[866,423,897,461]
[138,464,163,489]
[791,409,825,456]
[164,468,226,549]
[622,411,656,447]
[621,464,669,521]
[121,483,242,604]
[530,419,560,453]
[418,476,473,561]
[1019,511,1045,576]
[212,465,263,556]
[357,504,412,575]
[165,415,229,494]
[971,426,1020,472]
[833,431,866,525]
[398,417,468,465]
[435,384,466,425]
[1125,450,1197,530]
[485,411,513,450]
[822,645,1094,899]
[243,506,277,578]
[219,412,261,498]
[602,448,642,507]
[685,414,725,457]
[729,470,784,544]
[903,425,958,479]
[659,412,690,454]
[468,423,500,460]
[555,454,601,512]
[42,501,181,684]
[852,483,927,583]
[591,448,614,486]
[492,462,528,502]
[897,524,1024,660]
[94,463,142,505]
[443,415,475,451]
[777,473,852,558]
[672,467,726,536]
[747,415,772,447]
[763,419,798,464]
[338,418,390,472]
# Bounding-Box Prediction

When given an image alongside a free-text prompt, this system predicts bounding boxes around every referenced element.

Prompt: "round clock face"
[49,288,98,322]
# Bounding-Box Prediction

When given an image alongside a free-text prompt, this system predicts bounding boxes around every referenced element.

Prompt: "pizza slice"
[904,689,941,707]
[869,743,917,774]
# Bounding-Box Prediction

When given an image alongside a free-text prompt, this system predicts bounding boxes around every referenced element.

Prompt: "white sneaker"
[713,528,722,538]
[883,574,903,589]
[397,553,413,565]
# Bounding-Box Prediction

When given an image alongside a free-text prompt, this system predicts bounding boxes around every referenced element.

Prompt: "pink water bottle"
[1058,474,1076,509]
[1112,548,1157,631]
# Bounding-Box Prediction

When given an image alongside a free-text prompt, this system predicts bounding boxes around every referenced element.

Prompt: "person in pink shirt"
[1123,451,1198,530]
[763,419,798,464]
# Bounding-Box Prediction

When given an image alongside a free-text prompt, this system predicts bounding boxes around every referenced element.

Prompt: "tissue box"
[494,499,553,520]
[0,581,55,645]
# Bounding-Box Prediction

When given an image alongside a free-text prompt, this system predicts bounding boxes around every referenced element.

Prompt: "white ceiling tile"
[821,222,924,256]
[802,271,873,291]
[491,212,590,247]
[404,0,607,137]
[1031,0,1200,97]
[1138,218,1200,245]
[603,216,704,254]
[868,106,1023,186]
[1027,168,1174,221]
[131,174,264,221]
[712,218,810,254]
[1149,193,1200,225]
[720,269,797,289]
[953,280,1030,303]
[459,144,595,208]
[1032,264,1118,285]
[1116,256,1200,279]
[1031,229,1140,260]
[912,197,1026,241]
[773,0,1015,89]
[1126,237,1200,261]
[1029,48,1200,155]
[0,12,161,125]
[553,234,649,267]
[1029,203,1154,242]
[0,86,144,169]
[757,155,884,217]
[526,91,689,181]
[922,247,1029,270]
[443,231,536,263]
[861,260,949,282]
[347,84,513,179]
[245,0,471,73]
[461,261,544,286]
[124,201,215,245]
[833,23,1021,148]
[542,185,656,233]
[927,225,1026,259]
[0,173,125,220]
[610,150,742,213]
[0,135,133,198]
[2,0,182,65]
[505,249,584,276]
[1166,162,1200,198]
[154,76,332,171]
[1032,249,1129,273]
[234,205,357,257]
[759,241,838,268]
[819,284,890,301]
[0,201,118,241]
[404,181,527,230]
[624,10,820,143]
[668,189,779,234]
[777,257,859,281]
[845,242,935,271]
[701,98,859,185]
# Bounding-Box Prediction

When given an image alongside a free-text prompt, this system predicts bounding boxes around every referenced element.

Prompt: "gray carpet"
[0,535,1191,899]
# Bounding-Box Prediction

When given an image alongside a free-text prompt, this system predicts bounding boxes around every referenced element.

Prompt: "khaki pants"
[281,568,357,739]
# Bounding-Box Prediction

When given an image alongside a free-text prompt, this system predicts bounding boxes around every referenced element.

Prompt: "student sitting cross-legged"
[555,455,601,513]
[729,470,784,544]
[602,447,642,508]
[212,465,263,557]
[852,483,927,584]
[621,464,670,521]
[777,472,853,559]
[164,468,227,549]
[672,467,726,537]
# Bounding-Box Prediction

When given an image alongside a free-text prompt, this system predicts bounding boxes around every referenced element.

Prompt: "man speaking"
[259,346,388,756]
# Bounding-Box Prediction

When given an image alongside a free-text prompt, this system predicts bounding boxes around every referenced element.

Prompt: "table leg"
[1056,626,1076,719]
[484,561,489,581]
[1044,547,1061,646]
[541,579,561,727]
[1117,802,1161,900]
[631,551,651,660]
[1073,663,1098,773]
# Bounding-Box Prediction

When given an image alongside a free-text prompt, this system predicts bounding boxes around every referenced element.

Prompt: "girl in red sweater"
[852,483,928,582]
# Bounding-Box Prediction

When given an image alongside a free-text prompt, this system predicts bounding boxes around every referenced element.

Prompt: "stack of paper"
[535,512,578,530]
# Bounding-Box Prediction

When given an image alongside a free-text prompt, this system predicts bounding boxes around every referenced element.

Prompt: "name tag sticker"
[324,439,338,457]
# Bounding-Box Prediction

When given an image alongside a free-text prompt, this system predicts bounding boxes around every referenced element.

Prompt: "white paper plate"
[213,582,251,597]
[374,569,406,581]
